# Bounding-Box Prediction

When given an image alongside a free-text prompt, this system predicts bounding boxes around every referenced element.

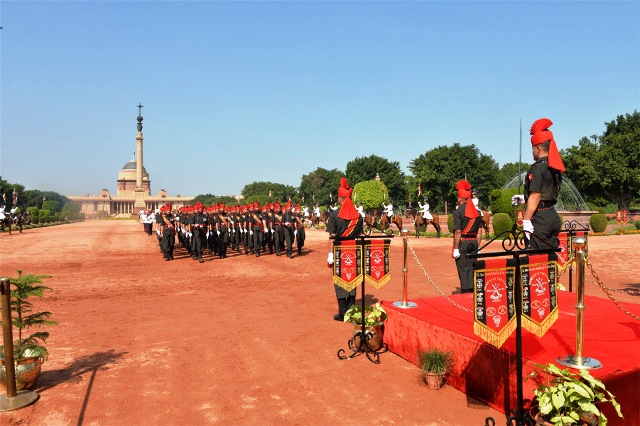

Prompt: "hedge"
[590,214,607,233]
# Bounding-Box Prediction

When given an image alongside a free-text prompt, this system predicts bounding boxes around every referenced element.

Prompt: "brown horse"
[376,210,402,235]
[310,212,319,230]
[320,210,330,225]
[480,211,490,238]
[405,208,441,238]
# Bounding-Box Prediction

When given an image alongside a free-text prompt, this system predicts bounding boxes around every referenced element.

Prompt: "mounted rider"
[418,196,433,220]
[356,200,365,218]
[382,198,394,218]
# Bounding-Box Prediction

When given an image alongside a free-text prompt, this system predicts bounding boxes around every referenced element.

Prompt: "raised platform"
[382,292,639,425]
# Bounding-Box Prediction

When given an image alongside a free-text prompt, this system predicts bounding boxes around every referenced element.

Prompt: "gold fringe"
[474,318,517,348]
[365,273,391,289]
[333,273,363,292]
[522,307,559,338]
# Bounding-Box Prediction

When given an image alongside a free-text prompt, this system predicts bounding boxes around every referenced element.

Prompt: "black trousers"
[456,239,478,292]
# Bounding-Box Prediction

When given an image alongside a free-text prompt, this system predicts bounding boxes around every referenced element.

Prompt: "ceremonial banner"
[557,231,588,273]
[473,258,517,348]
[364,239,391,289]
[521,254,558,338]
[333,240,363,292]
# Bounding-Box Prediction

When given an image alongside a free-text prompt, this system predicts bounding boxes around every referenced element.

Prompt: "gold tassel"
[474,319,517,348]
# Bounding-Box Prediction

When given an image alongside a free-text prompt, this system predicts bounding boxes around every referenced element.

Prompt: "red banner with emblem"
[521,254,558,337]
[473,258,517,348]
[333,240,363,292]
[364,239,391,289]
[557,231,588,273]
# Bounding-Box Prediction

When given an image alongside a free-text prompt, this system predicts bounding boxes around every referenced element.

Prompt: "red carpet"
[382,292,640,425]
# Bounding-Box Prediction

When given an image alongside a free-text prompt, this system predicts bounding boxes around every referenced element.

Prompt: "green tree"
[345,155,407,206]
[409,143,499,212]
[42,200,61,213]
[352,180,389,212]
[298,167,344,207]
[562,111,640,210]
[21,190,69,211]
[241,182,297,203]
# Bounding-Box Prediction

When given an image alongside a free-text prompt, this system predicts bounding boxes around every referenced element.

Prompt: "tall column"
[134,104,146,210]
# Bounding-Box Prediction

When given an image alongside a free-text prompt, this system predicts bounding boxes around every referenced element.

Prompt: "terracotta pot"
[0,356,43,392]
[352,323,384,352]
[424,372,446,390]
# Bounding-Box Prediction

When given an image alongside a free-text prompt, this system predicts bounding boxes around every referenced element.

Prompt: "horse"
[14,211,30,233]
[376,210,402,235]
[320,210,330,225]
[480,210,490,238]
[0,209,14,235]
[309,212,319,230]
[406,207,441,238]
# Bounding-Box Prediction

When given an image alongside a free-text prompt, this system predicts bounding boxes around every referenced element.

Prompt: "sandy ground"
[0,221,638,426]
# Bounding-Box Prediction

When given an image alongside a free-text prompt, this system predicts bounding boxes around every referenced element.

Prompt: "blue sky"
[1,1,638,198]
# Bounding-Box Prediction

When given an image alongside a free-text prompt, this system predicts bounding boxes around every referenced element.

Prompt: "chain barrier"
[585,260,640,321]
[406,239,472,313]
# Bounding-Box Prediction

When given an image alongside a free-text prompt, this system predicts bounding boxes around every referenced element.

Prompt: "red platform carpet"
[382,292,640,425]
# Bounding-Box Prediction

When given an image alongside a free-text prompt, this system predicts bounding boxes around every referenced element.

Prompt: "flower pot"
[0,356,43,392]
[352,323,384,352]
[424,372,446,390]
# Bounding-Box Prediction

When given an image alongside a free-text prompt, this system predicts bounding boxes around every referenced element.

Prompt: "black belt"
[538,200,556,209]
[274,223,282,225]
[461,234,476,239]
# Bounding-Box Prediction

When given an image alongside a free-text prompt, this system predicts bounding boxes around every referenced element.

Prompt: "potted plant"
[526,362,623,426]
[0,270,57,391]
[343,302,388,351]
[419,348,454,390]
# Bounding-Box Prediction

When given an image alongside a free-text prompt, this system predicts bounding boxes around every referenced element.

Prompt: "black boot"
[347,295,356,310]
[333,298,348,321]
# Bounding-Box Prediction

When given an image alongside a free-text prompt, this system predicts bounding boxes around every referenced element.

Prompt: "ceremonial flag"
[521,254,559,338]
[557,232,588,273]
[332,240,362,292]
[364,239,391,289]
[473,258,517,348]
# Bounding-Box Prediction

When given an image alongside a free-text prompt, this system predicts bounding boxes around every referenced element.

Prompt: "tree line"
[2,111,638,214]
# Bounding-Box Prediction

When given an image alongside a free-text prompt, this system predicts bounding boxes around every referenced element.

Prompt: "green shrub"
[590,213,607,233]
[40,209,51,217]
[490,188,520,216]
[447,214,453,233]
[31,217,39,224]
[27,206,39,217]
[96,210,110,220]
[635,221,640,231]
[492,213,513,237]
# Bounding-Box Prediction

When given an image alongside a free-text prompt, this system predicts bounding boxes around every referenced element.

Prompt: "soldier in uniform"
[326,177,363,321]
[250,203,267,257]
[513,118,565,250]
[294,204,306,255]
[273,203,286,256]
[191,203,207,263]
[452,180,483,294]
[160,220,175,261]
[282,202,296,258]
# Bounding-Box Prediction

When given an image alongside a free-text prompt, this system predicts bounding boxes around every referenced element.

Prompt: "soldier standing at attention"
[282,202,296,258]
[294,204,306,255]
[512,118,565,249]
[326,177,363,321]
[452,180,482,294]
[251,203,267,257]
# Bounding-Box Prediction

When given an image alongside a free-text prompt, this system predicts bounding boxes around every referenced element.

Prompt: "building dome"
[117,160,150,195]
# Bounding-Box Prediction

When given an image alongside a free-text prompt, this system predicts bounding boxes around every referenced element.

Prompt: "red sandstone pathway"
[0,221,638,426]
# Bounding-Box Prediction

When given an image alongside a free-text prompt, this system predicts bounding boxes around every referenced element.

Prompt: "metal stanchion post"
[0,277,39,411]
[557,237,602,370]
[393,228,417,309]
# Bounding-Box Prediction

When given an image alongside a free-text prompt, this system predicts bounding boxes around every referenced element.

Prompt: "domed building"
[68,106,192,218]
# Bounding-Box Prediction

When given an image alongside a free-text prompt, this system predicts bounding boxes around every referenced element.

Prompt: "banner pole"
[393,229,417,309]
[557,237,602,369]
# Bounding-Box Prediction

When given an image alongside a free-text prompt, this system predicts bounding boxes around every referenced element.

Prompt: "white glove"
[250,230,253,235]
[217,230,220,236]
[230,220,234,225]
[294,230,297,238]
[511,194,525,206]
[271,229,274,233]
[452,248,460,259]
[522,219,534,235]
[327,252,334,265]
[285,222,290,226]
[232,229,235,233]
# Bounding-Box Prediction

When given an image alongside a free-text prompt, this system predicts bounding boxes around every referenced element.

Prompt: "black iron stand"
[337,280,389,364]
[336,234,391,364]
[474,232,559,426]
